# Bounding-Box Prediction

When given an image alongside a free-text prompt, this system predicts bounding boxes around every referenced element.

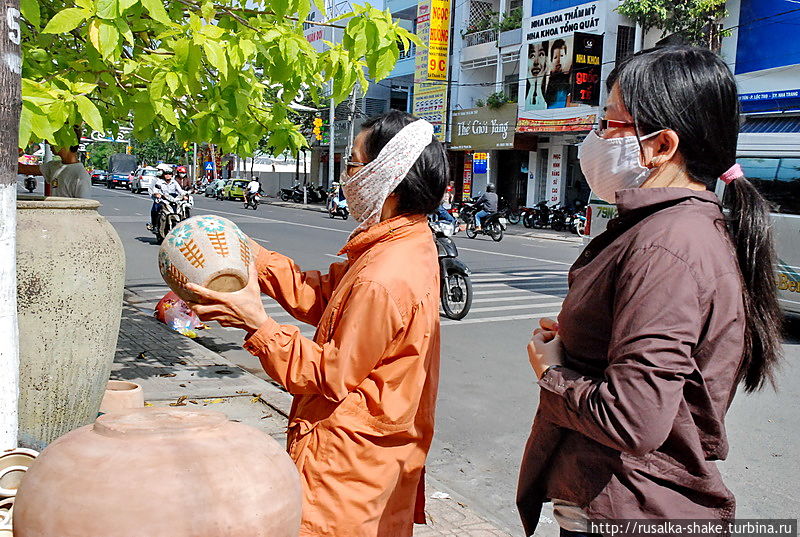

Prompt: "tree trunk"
[0,0,22,450]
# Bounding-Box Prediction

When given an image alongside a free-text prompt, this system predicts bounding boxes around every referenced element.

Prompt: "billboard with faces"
[524,32,601,111]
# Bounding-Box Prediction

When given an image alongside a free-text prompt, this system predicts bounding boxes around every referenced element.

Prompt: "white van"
[585,135,800,316]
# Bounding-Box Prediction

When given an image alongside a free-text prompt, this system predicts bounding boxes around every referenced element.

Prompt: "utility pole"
[345,88,358,164]
[327,95,335,189]
[0,0,22,449]
[193,142,198,182]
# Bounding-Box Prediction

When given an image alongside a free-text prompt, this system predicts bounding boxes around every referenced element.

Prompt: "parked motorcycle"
[24,175,37,193]
[498,197,521,225]
[151,194,193,244]
[430,220,472,320]
[549,205,569,232]
[460,199,506,242]
[243,192,260,210]
[522,201,552,229]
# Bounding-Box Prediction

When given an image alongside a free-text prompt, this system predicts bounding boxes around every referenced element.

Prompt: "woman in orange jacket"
[187,111,448,536]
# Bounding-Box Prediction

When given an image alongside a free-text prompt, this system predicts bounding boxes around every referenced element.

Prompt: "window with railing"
[399,43,416,60]
[464,28,498,46]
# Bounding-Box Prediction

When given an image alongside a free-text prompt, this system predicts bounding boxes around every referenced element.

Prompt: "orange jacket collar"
[339,214,429,260]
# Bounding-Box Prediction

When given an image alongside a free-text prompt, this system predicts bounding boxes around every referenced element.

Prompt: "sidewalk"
[267,198,583,244]
[113,298,515,537]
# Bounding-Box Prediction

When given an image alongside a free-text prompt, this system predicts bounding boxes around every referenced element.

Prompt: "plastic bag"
[154,291,207,338]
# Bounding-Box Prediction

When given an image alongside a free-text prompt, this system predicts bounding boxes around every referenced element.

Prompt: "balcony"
[463,28,498,47]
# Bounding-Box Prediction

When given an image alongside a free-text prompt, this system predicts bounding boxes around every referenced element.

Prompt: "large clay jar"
[16,196,125,450]
[159,215,252,303]
[13,407,302,537]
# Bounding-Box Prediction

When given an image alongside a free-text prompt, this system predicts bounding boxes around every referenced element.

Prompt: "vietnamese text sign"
[571,32,603,105]
[473,153,488,174]
[462,152,473,200]
[413,0,448,141]
[451,106,517,150]
[548,148,563,204]
[525,1,602,42]
[517,113,596,133]
[428,0,451,81]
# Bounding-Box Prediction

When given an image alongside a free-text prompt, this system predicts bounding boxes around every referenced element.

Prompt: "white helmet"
[156,163,174,177]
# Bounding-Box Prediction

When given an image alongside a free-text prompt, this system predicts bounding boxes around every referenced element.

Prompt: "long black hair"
[359,110,449,215]
[607,46,782,392]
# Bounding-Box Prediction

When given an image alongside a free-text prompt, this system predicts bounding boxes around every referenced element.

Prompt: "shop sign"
[428,0,451,81]
[524,1,602,42]
[548,148,563,204]
[462,152,473,200]
[473,152,488,174]
[523,31,603,111]
[451,106,517,150]
[517,113,596,133]
[413,0,448,141]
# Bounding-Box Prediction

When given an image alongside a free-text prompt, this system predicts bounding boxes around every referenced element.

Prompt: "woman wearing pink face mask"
[517,46,783,537]
[186,111,448,536]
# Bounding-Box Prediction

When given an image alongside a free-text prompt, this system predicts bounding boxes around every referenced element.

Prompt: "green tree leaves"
[42,8,88,33]
[617,0,729,48]
[21,0,411,156]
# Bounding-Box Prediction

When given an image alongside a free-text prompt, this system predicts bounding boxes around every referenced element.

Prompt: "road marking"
[326,254,346,259]
[135,212,142,216]
[472,294,563,304]
[252,237,270,244]
[469,301,562,314]
[458,246,573,266]
[474,286,567,296]
[441,311,561,326]
[471,274,562,283]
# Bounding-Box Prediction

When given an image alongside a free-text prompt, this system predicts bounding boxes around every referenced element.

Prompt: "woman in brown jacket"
[519,47,783,537]
[187,111,448,536]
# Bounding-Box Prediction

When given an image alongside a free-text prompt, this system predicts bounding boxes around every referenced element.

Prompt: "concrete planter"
[16,196,125,450]
[499,28,522,48]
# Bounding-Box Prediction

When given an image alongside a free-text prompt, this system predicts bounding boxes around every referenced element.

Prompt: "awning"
[740,115,800,134]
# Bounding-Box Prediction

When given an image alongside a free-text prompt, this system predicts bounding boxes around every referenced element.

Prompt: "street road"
[89,185,799,533]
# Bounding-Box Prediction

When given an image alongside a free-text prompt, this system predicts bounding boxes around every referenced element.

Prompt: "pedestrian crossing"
[440,270,567,327]
[126,268,568,338]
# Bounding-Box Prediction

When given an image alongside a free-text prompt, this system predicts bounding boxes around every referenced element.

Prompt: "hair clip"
[720,163,743,185]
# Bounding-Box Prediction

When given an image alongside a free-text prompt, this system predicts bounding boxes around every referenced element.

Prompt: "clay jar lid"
[93,407,226,436]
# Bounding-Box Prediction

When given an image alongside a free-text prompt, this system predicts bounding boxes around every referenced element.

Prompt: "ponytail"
[726,176,783,392]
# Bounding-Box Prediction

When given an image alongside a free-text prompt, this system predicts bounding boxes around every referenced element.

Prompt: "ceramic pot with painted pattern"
[158,215,252,303]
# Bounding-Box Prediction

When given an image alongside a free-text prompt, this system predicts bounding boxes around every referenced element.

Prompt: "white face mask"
[578,129,663,203]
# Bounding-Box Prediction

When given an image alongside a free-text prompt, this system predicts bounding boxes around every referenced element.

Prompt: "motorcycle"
[430,220,472,320]
[24,175,37,193]
[151,194,193,244]
[243,191,261,210]
[279,187,295,202]
[523,201,552,229]
[327,191,349,220]
[498,197,521,225]
[549,205,569,232]
[460,200,506,242]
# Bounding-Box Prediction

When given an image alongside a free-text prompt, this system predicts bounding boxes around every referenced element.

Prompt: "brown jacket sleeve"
[253,243,350,326]
[538,245,702,456]
[243,281,405,402]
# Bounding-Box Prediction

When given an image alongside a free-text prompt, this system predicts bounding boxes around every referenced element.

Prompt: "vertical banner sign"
[412,0,449,141]
[428,0,450,80]
[549,148,563,203]
[571,32,602,105]
[462,152,473,200]
[472,152,488,174]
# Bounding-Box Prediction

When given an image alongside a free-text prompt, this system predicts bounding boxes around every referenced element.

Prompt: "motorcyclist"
[175,165,191,191]
[245,176,261,205]
[148,164,187,232]
[213,176,226,198]
[473,183,498,231]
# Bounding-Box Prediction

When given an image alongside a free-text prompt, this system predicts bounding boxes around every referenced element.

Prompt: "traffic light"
[313,117,323,141]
